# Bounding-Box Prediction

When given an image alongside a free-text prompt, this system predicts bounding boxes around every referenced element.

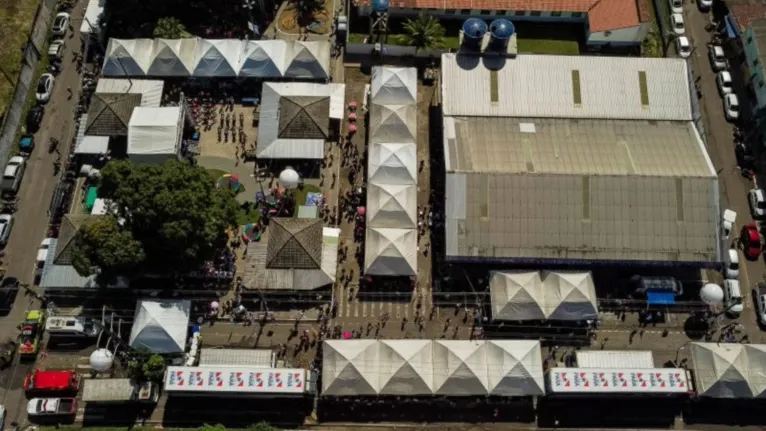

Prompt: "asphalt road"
[0,0,87,425]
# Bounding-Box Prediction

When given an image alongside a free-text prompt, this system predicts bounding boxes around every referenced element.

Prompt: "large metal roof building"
[440,53,720,268]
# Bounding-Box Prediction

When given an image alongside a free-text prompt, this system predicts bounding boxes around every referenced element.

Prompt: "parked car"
[725,248,740,279]
[48,40,64,59]
[724,279,744,315]
[27,398,76,416]
[1,156,25,195]
[722,209,737,240]
[755,282,766,325]
[19,310,46,357]
[724,94,740,121]
[0,215,13,245]
[708,45,728,71]
[51,12,70,37]
[671,13,686,35]
[749,188,766,219]
[670,0,683,13]
[676,36,692,58]
[741,223,762,260]
[716,71,734,95]
[35,238,53,279]
[699,0,712,9]
[26,105,44,133]
[18,135,34,155]
[35,73,54,104]
[0,404,5,430]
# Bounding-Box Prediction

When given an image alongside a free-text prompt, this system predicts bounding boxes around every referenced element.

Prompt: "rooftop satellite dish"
[700,283,724,306]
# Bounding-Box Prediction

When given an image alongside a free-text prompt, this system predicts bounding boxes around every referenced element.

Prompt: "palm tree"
[399,13,445,51]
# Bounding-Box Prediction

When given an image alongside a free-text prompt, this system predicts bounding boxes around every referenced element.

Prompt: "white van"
[724,280,744,315]
[725,248,740,280]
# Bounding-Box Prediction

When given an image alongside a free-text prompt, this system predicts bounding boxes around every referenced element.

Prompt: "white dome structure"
[701,283,724,306]
[279,167,300,189]
[90,348,114,372]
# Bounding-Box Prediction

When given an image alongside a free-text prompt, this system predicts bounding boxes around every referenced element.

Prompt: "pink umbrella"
[348,112,357,122]
[343,331,352,339]
[348,100,357,110]
[357,206,366,216]
[348,123,357,134]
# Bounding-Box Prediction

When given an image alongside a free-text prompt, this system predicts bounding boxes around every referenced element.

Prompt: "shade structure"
[322,339,380,396]
[127,107,182,164]
[366,183,417,229]
[690,343,766,399]
[364,228,417,276]
[368,142,417,185]
[371,67,417,106]
[433,340,489,396]
[490,271,546,321]
[129,299,191,354]
[102,39,152,76]
[193,39,243,77]
[378,339,434,395]
[284,41,330,79]
[369,103,417,145]
[147,38,198,76]
[486,340,545,396]
[541,271,598,321]
[239,40,287,78]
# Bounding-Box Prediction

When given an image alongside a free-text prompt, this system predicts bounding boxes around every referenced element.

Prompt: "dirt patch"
[0,0,42,118]
[278,0,332,35]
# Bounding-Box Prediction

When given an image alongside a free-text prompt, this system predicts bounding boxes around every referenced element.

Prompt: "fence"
[0,0,57,169]
[345,42,448,59]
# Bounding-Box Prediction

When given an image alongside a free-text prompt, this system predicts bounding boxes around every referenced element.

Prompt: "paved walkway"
[197,155,259,204]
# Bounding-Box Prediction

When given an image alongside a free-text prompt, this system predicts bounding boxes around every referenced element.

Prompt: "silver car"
[35,73,54,104]
[0,214,14,245]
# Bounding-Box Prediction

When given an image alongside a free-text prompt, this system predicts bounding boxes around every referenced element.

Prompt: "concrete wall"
[586,23,651,45]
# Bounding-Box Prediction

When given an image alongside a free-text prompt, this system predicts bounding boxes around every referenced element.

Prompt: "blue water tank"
[461,18,487,51]
[372,0,388,12]
[489,19,514,51]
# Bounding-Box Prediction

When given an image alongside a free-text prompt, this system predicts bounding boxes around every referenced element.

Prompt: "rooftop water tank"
[489,19,514,52]
[372,0,389,12]
[461,18,487,51]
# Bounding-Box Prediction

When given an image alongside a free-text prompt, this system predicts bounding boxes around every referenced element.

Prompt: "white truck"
[82,379,159,404]
[27,397,76,416]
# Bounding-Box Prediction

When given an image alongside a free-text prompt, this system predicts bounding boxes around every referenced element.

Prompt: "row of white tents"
[103,38,330,79]
[365,67,419,276]
[691,342,766,399]
[490,271,599,321]
[322,340,545,397]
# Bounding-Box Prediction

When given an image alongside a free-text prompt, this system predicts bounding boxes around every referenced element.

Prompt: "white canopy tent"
[486,340,545,396]
[371,67,417,105]
[490,271,598,321]
[239,40,287,78]
[284,41,330,79]
[369,103,417,145]
[366,183,417,229]
[102,39,152,76]
[128,107,183,164]
[542,271,598,321]
[147,39,198,76]
[193,39,243,77]
[364,228,417,276]
[322,340,380,396]
[690,343,766,398]
[433,340,489,396]
[368,142,417,185]
[130,299,191,354]
[378,339,434,395]
[81,0,104,35]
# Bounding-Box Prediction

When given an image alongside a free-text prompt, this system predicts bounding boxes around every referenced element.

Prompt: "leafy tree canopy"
[143,354,166,382]
[72,160,239,280]
[153,17,189,39]
[400,13,445,51]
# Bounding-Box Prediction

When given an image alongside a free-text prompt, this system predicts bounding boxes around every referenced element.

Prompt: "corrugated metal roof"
[199,349,275,367]
[95,79,164,107]
[576,351,655,368]
[441,54,692,121]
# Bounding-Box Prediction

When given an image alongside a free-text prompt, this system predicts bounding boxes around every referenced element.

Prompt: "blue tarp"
[725,15,739,39]
[647,291,676,305]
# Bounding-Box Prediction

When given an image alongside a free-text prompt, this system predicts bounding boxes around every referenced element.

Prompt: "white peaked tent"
[239,40,287,78]
[486,340,545,396]
[103,39,152,76]
[365,228,417,276]
[284,41,330,79]
[378,340,434,395]
[433,341,489,396]
[690,343,766,398]
[367,183,417,229]
[370,103,417,145]
[371,67,417,105]
[368,142,417,185]
[491,271,546,321]
[322,340,380,396]
[193,39,243,77]
[542,271,598,320]
[147,39,198,76]
[128,107,182,164]
[129,299,191,354]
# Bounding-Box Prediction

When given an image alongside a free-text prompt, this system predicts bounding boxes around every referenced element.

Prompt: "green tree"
[143,354,166,382]
[399,13,445,51]
[153,17,188,39]
[72,216,145,283]
[249,422,280,431]
[72,160,239,279]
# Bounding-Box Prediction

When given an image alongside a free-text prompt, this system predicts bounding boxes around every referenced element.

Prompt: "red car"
[741,223,762,261]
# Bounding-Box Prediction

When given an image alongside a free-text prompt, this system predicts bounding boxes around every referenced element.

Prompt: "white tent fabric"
[193,39,243,77]
[690,343,766,398]
[147,39,198,76]
[239,40,287,78]
[371,67,417,105]
[129,299,191,353]
[368,142,417,185]
[490,271,598,321]
[322,340,544,397]
[81,0,104,35]
[542,271,598,320]
[366,183,417,229]
[284,41,330,79]
[103,39,151,76]
[364,228,417,276]
[369,104,417,145]
[128,107,182,164]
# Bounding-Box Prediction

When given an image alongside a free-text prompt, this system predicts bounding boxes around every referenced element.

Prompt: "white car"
[724,280,744,315]
[676,36,692,58]
[708,45,728,71]
[750,188,766,218]
[0,405,5,430]
[724,93,740,121]
[35,237,53,277]
[0,215,13,246]
[755,283,766,325]
[671,13,686,35]
[48,40,64,58]
[35,73,54,104]
[670,0,683,14]
[51,12,70,37]
[2,156,25,194]
[716,71,734,95]
[725,248,740,279]
[699,0,712,9]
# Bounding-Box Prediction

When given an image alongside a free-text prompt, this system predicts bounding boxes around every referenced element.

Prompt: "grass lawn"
[0,0,42,118]
[292,183,321,208]
[517,38,580,55]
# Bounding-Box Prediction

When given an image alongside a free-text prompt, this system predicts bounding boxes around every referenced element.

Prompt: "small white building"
[127,107,184,164]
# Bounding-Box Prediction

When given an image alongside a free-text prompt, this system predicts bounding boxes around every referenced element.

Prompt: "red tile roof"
[359,0,643,32]
[731,4,766,29]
